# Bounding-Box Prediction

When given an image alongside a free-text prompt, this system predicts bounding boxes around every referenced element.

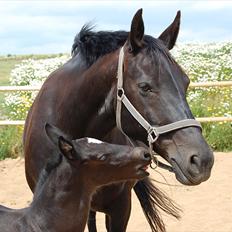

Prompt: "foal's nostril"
[144,152,151,160]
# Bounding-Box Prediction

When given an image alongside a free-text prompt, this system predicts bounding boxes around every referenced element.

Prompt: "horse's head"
[115,9,214,185]
[45,123,151,187]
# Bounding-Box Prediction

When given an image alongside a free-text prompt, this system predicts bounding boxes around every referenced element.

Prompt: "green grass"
[202,123,232,151]
[0,54,66,85]
[0,126,23,160]
[0,59,21,108]
[0,59,19,85]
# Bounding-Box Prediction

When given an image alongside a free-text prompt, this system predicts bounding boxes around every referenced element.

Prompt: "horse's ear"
[128,8,144,53]
[45,123,71,148]
[158,10,181,50]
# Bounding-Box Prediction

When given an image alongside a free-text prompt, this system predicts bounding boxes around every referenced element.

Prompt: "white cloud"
[191,1,232,11]
[0,0,231,54]
[179,27,232,42]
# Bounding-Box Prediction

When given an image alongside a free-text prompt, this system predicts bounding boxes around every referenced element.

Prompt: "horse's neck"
[64,53,118,138]
[26,161,93,232]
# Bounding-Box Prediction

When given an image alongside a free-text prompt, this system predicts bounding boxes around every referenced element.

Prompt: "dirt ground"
[0,152,231,232]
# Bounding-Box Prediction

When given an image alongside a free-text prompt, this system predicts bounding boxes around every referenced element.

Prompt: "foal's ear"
[128,8,144,53]
[158,11,181,50]
[45,123,71,148]
[58,136,76,160]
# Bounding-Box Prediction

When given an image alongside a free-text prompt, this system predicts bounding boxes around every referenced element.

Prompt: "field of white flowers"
[173,43,232,151]
[173,42,232,118]
[4,56,69,119]
[0,42,231,158]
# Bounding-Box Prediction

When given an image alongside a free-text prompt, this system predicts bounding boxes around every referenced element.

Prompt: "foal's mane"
[71,24,174,67]
[33,153,62,197]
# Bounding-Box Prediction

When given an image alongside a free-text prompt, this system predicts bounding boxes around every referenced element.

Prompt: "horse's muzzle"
[170,149,214,185]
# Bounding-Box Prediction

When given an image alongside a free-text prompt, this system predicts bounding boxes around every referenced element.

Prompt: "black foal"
[0,124,151,232]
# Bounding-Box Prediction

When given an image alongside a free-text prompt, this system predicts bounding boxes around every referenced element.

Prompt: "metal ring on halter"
[150,155,159,169]
[117,88,125,100]
[147,128,159,169]
[147,127,159,144]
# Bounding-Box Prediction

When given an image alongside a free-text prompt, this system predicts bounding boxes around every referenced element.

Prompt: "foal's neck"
[28,159,94,232]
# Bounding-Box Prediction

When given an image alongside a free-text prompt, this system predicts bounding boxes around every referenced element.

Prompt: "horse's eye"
[138,82,152,92]
[80,159,88,165]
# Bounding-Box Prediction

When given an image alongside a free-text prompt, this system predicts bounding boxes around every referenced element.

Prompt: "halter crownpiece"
[115,46,202,170]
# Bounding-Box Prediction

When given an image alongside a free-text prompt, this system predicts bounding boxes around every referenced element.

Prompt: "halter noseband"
[116,46,202,171]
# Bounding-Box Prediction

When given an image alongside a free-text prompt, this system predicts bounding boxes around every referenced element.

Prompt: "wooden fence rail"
[0,81,232,92]
[0,86,41,92]
[0,81,231,125]
[189,81,232,88]
[0,117,231,126]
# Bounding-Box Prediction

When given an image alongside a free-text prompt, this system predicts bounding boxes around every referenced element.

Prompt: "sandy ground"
[0,152,231,232]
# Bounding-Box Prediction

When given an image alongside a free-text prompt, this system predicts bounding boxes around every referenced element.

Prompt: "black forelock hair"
[71,24,174,67]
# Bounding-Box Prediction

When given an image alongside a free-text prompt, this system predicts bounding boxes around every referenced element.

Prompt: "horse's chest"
[90,181,135,212]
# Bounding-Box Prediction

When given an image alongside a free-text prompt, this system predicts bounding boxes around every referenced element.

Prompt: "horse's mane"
[71,24,174,67]
[33,153,62,198]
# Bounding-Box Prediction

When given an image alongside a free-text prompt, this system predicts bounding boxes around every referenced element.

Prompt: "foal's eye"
[138,82,152,93]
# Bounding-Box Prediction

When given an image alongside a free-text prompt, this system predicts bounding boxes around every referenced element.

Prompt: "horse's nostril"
[144,152,151,160]
[188,154,202,176]
[190,154,200,167]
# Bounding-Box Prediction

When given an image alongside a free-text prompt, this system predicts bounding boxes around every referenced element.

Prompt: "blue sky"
[0,0,232,55]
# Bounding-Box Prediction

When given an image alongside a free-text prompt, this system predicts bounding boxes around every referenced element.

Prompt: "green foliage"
[202,123,232,151]
[0,126,23,160]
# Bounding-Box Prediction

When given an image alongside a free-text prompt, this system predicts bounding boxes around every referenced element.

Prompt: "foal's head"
[45,123,151,187]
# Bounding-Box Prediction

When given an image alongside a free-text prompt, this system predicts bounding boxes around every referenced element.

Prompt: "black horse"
[23,9,214,232]
[0,124,151,232]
